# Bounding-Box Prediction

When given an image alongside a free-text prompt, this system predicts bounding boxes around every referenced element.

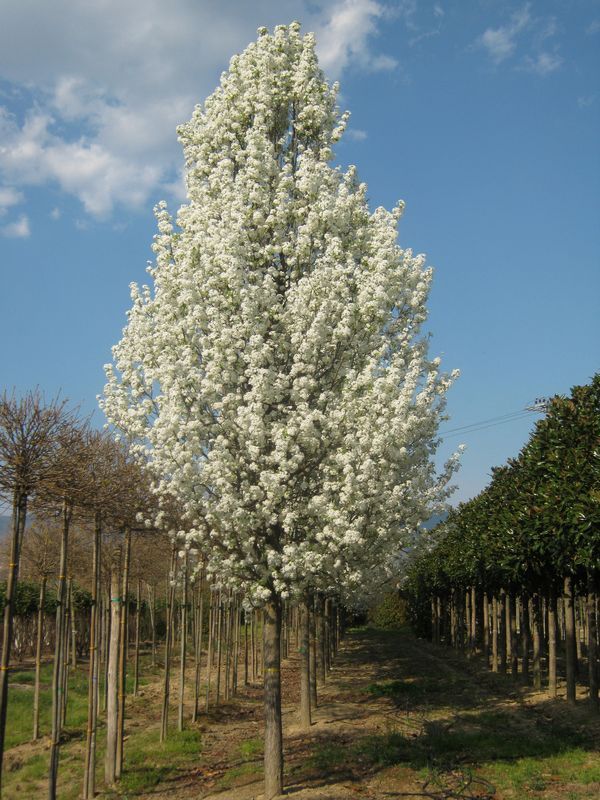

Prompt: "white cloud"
[433,4,444,19]
[478,5,531,64]
[476,4,563,77]
[0,1,397,219]
[578,94,596,108]
[524,51,562,76]
[346,128,368,141]
[0,108,163,217]
[1,213,30,238]
[50,207,61,220]
[316,0,397,76]
[586,19,600,35]
[0,185,23,215]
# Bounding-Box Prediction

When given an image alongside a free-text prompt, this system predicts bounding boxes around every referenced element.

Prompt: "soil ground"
[4,627,600,799]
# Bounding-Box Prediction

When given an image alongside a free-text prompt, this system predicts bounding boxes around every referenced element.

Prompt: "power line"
[440,409,533,436]
[439,402,547,440]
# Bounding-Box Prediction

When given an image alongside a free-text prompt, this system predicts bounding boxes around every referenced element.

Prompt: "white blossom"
[101,23,459,605]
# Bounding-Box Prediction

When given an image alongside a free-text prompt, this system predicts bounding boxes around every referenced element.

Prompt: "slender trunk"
[83,510,101,800]
[498,589,507,673]
[491,596,498,673]
[160,545,177,741]
[299,600,311,728]
[178,552,188,732]
[309,596,317,710]
[232,599,240,696]
[116,528,131,779]
[148,584,156,668]
[564,576,577,704]
[0,493,28,794]
[263,597,283,800]
[587,573,598,711]
[483,592,490,666]
[315,595,326,684]
[61,578,71,727]
[105,552,122,785]
[224,594,232,701]
[251,610,256,683]
[470,586,477,649]
[521,593,530,685]
[504,590,511,666]
[532,593,543,691]
[547,590,558,698]
[48,498,72,800]
[205,587,214,711]
[70,578,77,668]
[32,576,46,741]
[508,592,518,679]
[133,579,141,697]
[102,587,110,713]
[244,614,249,686]
[192,571,204,722]
[216,592,223,705]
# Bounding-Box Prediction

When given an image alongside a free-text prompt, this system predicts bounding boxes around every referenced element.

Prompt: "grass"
[304,709,600,799]
[119,728,203,795]
[301,631,600,800]
[215,737,264,790]
[3,653,199,800]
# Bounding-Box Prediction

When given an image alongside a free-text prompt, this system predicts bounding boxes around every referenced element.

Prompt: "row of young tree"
[403,374,600,709]
[0,388,172,797]
[0,389,363,800]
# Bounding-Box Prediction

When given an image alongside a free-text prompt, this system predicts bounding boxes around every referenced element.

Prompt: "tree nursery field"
[2,625,599,800]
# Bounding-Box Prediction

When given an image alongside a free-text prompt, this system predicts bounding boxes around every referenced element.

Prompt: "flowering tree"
[102,23,457,798]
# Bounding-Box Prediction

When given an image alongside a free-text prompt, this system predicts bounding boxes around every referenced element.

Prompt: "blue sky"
[0,0,598,504]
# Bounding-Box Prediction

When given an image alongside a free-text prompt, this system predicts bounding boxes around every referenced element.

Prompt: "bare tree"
[0,390,73,794]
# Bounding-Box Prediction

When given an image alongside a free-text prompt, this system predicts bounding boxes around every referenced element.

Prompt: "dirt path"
[135,628,600,800]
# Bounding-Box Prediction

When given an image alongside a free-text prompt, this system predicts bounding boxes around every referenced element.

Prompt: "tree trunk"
[491,596,498,672]
[547,590,558,698]
[521,594,530,685]
[61,581,71,726]
[482,592,490,666]
[133,579,141,697]
[316,595,326,684]
[244,613,249,686]
[499,589,507,673]
[160,545,177,741]
[205,586,215,711]
[564,576,577,704]
[215,591,223,705]
[470,586,477,649]
[83,510,101,799]
[48,497,72,800]
[69,577,77,668]
[116,528,131,779]
[532,593,543,690]
[178,552,188,731]
[587,573,598,711]
[192,570,204,722]
[148,583,156,668]
[309,595,317,710]
[263,597,283,800]
[0,493,27,796]
[508,592,518,679]
[105,553,122,785]
[299,599,311,728]
[32,576,46,741]
[102,587,110,713]
[232,599,240,696]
